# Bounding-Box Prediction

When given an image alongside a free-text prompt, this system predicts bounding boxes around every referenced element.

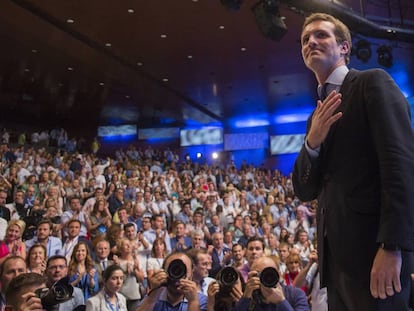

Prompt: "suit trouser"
[326,244,413,311]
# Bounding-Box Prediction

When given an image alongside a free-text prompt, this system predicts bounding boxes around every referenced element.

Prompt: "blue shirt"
[232,285,310,311]
[25,236,62,257]
[152,288,207,311]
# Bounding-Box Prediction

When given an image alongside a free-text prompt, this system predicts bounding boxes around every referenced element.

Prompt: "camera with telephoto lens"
[167,259,187,281]
[216,266,239,295]
[252,267,280,303]
[35,277,74,310]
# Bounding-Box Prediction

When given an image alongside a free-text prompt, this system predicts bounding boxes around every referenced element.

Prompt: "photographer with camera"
[233,256,310,311]
[5,272,46,311]
[207,266,244,311]
[137,252,207,311]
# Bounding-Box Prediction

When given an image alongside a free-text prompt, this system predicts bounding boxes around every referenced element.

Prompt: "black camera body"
[35,277,74,310]
[253,267,280,303]
[167,259,187,281]
[216,266,239,295]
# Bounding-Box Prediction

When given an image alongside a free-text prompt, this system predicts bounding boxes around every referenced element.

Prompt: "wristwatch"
[380,243,401,251]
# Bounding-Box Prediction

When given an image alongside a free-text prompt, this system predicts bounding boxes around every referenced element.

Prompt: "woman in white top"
[86,264,128,311]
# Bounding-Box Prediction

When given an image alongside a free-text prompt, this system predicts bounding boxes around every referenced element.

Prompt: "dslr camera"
[216,266,239,296]
[167,259,187,281]
[35,277,74,310]
[252,267,280,303]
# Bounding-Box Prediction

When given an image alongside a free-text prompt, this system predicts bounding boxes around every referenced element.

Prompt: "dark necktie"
[320,83,329,101]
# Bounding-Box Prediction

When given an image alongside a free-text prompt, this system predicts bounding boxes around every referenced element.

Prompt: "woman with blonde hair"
[115,238,143,311]
[0,219,26,265]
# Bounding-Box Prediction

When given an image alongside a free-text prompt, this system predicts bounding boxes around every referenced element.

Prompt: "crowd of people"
[0,129,322,310]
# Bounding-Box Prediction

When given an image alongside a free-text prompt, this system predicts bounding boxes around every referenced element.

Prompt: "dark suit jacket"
[293,68,414,286]
[94,259,114,289]
[209,246,231,277]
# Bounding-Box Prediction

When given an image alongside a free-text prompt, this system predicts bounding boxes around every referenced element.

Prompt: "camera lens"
[259,267,279,288]
[220,266,238,287]
[167,259,187,280]
[53,285,67,300]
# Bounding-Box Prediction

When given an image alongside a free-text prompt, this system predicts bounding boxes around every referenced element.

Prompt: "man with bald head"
[233,256,310,311]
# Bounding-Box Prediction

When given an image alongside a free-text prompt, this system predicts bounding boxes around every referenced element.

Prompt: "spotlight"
[354,39,371,63]
[377,45,393,68]
[252,0,287,41]
[196,152,202,159]
[221,0,244,10]
[212,152,219,160]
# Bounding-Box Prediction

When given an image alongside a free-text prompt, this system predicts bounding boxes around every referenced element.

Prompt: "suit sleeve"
[364,69,414,250]
[292,114,323,202]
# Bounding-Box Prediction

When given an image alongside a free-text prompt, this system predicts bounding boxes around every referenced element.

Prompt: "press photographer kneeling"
[136,252,207,311]
[207,266,245,311]
[232,256,310,311]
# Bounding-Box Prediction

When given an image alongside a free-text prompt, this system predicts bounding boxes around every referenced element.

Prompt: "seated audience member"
[0,219,27,265]
[27,243,47,275]
[209,232,232,278]
[61,196,89,238]
[284,253,308,294]
[239,236,266,282]
[187,248,215,295]
[233,256,310,311]
[137,251,208,311]
[171,220,192,252]
[94,239,114,289]
[116,238,143,311]
[68,241,99,300]
[62,219,92,263]
[86,265,128,311]
[231,243,247,271]
[25,219,62,258]
[87,198,112,241]
[147,237,168,281]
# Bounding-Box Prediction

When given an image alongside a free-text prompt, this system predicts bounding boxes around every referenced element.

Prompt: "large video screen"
[180,127,223,147]
[97,124,137,137]
[224,132,268,151]
[270,134,305,155]
[138,127,179,140]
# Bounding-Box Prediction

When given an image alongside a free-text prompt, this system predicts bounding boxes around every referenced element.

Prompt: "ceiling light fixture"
[160,34,167,38]
[354,39,371,63]
[105,43,112,47]
[377,45,393,68]
[127,9,134,13]
[66,18,74,24]
[252,0,287,41]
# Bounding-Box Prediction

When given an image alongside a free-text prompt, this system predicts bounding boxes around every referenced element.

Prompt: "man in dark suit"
[293,12,414,310]
[94,239,114,289]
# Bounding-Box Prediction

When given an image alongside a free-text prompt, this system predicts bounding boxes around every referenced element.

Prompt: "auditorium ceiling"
[0,0,413,133]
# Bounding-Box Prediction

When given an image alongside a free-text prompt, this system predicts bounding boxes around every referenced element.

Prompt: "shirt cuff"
[305,139,320,158]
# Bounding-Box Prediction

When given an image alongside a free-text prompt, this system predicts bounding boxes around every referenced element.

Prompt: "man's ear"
[340,41,350,55]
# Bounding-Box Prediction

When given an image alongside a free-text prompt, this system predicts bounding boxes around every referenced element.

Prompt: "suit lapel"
[322,69,359,154]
